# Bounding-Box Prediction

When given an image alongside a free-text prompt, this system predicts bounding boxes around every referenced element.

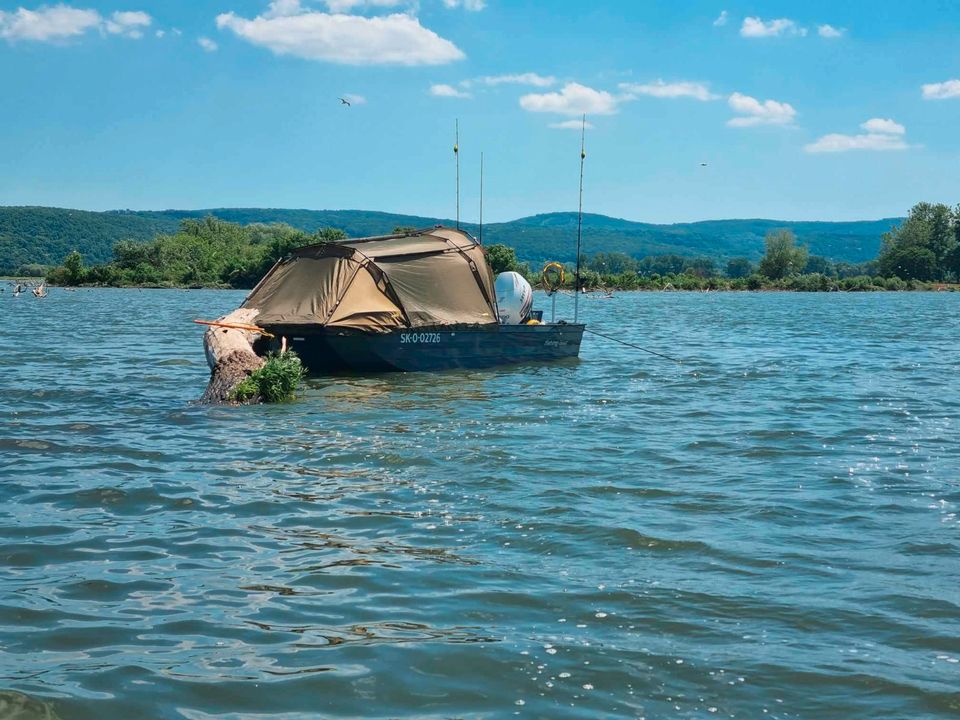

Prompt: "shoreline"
[39,283,960,293]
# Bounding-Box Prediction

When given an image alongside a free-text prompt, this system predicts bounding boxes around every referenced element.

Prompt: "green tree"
[878,244,937,280]
[485,243,520,274]
[804,255,834,276]
[758,230,809,280]
[63,250,85,285]
[726,257,753,278]
[878,202,958,280]
[685,256,717,278]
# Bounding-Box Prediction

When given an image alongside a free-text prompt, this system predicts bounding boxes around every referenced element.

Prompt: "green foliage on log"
[230,352,305,404]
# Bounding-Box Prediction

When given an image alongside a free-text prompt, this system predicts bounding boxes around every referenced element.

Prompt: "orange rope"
[192,319,275,338]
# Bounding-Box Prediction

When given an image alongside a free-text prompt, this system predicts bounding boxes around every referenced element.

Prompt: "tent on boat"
[243,227,498,331]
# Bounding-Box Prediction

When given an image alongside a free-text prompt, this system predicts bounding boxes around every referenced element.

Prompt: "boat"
[237,225,584,374]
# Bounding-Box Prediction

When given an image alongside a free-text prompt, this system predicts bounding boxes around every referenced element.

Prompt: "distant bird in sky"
[700,162,708,167]
[339,97,351,107]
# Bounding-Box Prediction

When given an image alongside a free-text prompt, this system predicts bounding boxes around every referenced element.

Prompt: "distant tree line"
[46,217,345,288]
[45,203,959,291]
[485,229,898,291]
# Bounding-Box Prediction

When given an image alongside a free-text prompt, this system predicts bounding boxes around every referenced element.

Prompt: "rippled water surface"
[2,288,959,719]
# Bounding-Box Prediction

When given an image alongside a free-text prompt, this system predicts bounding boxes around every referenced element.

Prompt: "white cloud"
[430,83,471,98]
[922,79,960,100]
[620,79,719,101]
[740,16,805,38]
[713,10,728,27]
[198,36,218,52]
[216,8,464,65]
[817,24,844,38]
[341,92,366,104]
[549,119,595,130]
[860,117,904,135]
[806,117,909,153]
[477,72,556,87]
[519,82,619,116]
[104,10,151,38]
[443,0,486,10]
[0,4,153,42]
[155,29,165,38]
[727,92,796,127]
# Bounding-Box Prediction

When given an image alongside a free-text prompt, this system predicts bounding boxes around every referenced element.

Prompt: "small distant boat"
[236,226,584,373]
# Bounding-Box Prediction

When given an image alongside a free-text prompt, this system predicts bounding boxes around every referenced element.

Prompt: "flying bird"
[339,97,351,107]
[700,162,708,167]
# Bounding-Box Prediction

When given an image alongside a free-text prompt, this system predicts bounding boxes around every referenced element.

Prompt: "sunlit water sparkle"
[1,288,959,719]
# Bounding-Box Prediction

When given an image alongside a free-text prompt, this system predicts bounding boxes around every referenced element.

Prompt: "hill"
[0,205,902,274]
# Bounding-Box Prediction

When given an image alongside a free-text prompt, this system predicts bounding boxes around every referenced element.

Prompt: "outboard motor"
[495,271,533,324]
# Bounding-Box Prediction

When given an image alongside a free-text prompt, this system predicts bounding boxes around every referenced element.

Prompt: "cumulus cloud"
[805,118,910,153]
[549,119,595,130]
[740,16,806,38]
[619,79,719,101]
[104,10,151,38]
[817,24,844,38]
[860,118,904,135]
[477,72,556,87]
[0,4,152,42]
[198,36,218,51]
[727,92,796,127]
[443,0,486,10]
[216,6,464,65]
[713,10,728,27]
[430,83,471,98]
[519,82,619,116]
[922,79,960,100]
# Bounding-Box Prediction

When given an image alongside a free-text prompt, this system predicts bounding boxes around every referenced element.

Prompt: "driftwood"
[199,308,266,404]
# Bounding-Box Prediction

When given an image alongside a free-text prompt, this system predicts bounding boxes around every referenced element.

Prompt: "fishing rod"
[478,151,484,244]
[574,114,586,323]
[584,327,682,363]
[454,119,460,230]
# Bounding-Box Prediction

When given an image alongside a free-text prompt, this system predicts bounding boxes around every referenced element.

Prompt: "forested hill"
[0,205,903,274]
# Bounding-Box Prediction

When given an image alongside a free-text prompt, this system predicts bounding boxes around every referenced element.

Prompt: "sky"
[1,0,959,223]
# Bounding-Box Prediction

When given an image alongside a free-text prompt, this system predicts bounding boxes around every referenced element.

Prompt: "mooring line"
[584,328,682,363]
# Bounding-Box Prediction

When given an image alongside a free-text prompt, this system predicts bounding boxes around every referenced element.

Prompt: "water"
[1,288,959,719]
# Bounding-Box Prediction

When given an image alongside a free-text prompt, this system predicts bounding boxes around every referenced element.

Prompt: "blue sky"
[1,0,959,222]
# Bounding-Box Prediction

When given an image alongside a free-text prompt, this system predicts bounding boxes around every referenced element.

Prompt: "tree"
[877,202,958,280]
[63,250,85,285]
[804,255,834,276]
[485,244,520,274]
[685,256,717,278]
[588,252,637,274]
[878,244,937,280]
[726,257,754,278]
[758,230,808,280]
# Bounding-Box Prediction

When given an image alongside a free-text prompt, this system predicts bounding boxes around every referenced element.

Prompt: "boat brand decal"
[400,332,443,344]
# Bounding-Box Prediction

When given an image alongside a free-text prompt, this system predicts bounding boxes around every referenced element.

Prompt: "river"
[1,288,958,719]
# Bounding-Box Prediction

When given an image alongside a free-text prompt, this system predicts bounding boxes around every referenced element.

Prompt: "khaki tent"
[243,227,498,331]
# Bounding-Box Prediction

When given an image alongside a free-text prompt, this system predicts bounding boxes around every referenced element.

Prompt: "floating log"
[199,308,266,404]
